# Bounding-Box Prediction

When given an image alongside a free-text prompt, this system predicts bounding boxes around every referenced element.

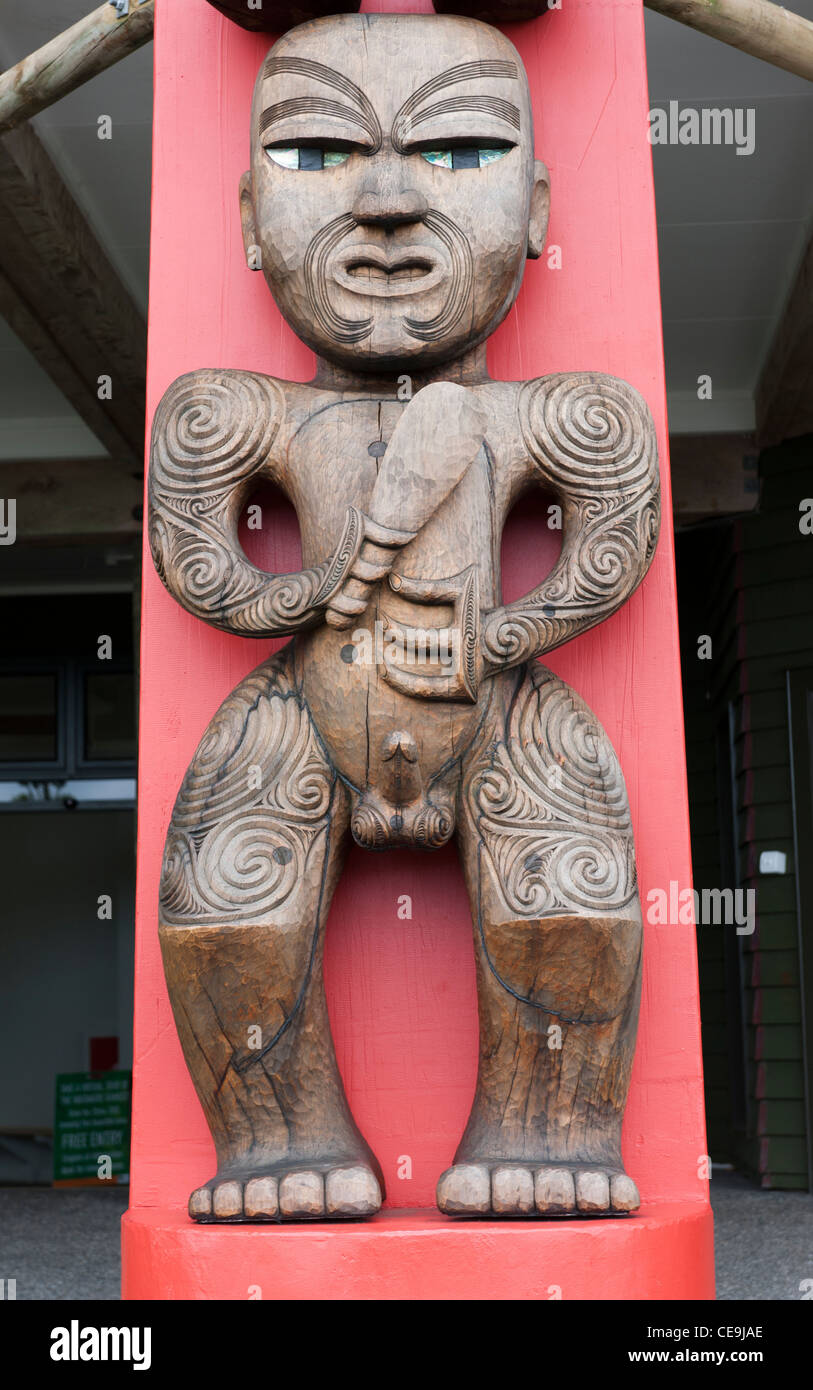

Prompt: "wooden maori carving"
[150,12,660,1222]
[432,0,553,24]
[204,0,361,32]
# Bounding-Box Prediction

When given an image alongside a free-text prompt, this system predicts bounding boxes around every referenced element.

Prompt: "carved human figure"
[149,12,660,1222]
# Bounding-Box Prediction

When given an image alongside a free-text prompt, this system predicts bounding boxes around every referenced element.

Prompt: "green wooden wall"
[676,433,813,1189]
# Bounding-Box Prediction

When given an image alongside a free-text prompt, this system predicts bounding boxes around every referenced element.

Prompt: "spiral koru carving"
[413,801,455,849]
[483,372,660,670]
[159,654,336,924]
[466,665,638,917]
[149,369,363,637]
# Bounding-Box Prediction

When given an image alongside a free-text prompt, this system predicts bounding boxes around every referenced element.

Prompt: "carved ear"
[527,159,550,260]
[239,171,262,271]
[205,0,360,31]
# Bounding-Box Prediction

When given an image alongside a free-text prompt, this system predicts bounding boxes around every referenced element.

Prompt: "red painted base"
[122,1203,715,1301]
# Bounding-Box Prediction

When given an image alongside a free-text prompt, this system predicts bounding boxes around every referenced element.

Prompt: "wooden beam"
[669,432,760,524]
[0,122,146,462]
[0,457,141,541]
[756,234,813,448]
[0,0,810,144]
[645,0,813,84]
[0,1,155,138]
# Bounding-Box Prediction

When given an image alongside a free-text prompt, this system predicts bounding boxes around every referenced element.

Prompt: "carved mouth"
[334,245,444,298]
[347,259,431,282]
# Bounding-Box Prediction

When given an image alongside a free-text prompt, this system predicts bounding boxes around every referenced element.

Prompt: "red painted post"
[123,0,715,1298]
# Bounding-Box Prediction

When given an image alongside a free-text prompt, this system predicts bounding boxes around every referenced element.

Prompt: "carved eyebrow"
[260,56,382,150]
[406,96,520,136]
[392,60,519,152]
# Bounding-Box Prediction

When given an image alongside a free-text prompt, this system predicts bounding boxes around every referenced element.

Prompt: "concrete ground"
[0,1173,811,1299]
[0,1186,128,1300]
[710,1169,813,1300]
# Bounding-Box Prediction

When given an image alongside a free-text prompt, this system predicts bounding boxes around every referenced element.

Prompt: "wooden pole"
[0,1,155,138]
[645,0,813,83]
[0,0,810,139]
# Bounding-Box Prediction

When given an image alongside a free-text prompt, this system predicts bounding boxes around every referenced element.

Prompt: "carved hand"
[325,381,487,630]
[482,373,661,672]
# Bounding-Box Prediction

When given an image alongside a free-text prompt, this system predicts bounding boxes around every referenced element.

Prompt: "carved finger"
[325,585,372,628]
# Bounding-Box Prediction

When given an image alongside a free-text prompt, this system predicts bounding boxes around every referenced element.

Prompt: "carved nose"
[352,188,428,227]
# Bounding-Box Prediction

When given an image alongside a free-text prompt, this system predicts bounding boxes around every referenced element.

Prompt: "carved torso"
[150,368,658,848]
[282,381,518,810]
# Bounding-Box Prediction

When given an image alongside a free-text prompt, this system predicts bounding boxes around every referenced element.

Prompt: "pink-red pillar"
[122,0,715,1299]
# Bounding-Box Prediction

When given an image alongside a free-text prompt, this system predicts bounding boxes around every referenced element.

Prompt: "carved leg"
[439,665,642,1217]
[159,647,383,1222]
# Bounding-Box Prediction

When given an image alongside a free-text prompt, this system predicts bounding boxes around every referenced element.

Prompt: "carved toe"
[212,1179,243,1219]
[244,1176,279,1219]
[610,1173,640,1212]
[534,1167,576,1213]
[491,1166,535,1214]
[325,1166,381,1216]
[188,1186,212,1220]
[436,1163,491,1214]
[575,1170,611,1213]
[279,1171,325,1218]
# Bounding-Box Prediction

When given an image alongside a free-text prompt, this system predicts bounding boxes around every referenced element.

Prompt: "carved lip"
[333,244,444,298]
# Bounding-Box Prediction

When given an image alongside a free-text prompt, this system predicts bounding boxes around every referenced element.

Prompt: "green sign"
[53,1071,131,1185]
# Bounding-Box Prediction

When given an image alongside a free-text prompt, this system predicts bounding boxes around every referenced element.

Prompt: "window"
[0,661,136,805]
[0,673,59,762]
[83,672,136,764]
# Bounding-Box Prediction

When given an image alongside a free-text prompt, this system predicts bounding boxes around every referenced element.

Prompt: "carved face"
[241,13,549,371]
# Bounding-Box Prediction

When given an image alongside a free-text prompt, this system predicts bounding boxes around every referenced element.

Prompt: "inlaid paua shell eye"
[420,147,511,170]
[265,147,352,170]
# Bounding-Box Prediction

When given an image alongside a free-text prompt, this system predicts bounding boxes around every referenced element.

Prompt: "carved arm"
[482,373,661,673]
[148,370,366,637]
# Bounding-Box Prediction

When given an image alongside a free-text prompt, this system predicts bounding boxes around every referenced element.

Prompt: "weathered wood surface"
[0,123,146,461]
[670,433,759,523]
[0,1,155,138]
[645,0,813,84]
[433,0,553,22]
[149,12,660,1222]
[756,232,813,448]
[0,457,141,541]
[434,0,813,84]
[205,0,360,30]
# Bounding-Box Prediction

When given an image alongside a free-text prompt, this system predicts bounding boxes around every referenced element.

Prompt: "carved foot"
[436,1162,639,1217]
[189,1163,382,1223]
